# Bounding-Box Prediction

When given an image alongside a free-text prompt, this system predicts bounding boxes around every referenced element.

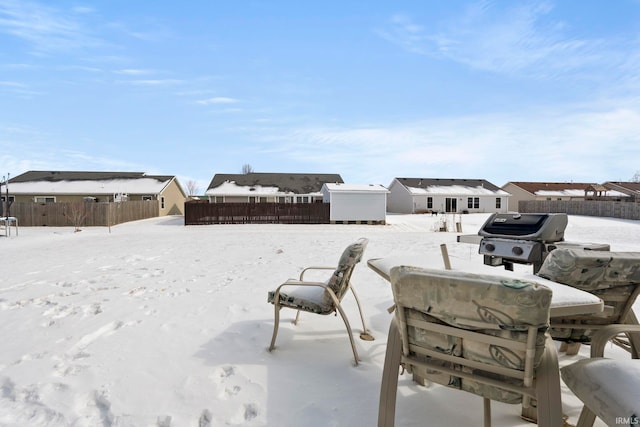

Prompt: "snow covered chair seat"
[378,266,563,427]
[267,238,373,365]
[537,248,640,356]
[561,325,640,427]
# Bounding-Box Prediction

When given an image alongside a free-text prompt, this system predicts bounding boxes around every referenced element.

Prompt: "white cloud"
[253,103,640,185]
[115,68,155,75]
[121,79,183,86]
[0,0,103,54]
[196,97,240,105]
[378,2,625,80]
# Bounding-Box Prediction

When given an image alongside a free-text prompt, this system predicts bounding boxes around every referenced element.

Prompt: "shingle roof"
[505,182,595,194]
[394,178,503,192]
[10,171,174,183]
[207,173,343,194]
[7,171,180,196]
[604,181,640,196]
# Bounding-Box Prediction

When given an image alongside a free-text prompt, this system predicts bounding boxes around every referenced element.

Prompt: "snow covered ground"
[1,213,638,426]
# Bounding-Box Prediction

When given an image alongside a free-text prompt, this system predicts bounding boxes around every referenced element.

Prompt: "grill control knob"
[512,246,524,255]
[484,243,495,252]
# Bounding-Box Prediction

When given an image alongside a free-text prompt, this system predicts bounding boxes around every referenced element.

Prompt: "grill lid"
[478,213,568,242]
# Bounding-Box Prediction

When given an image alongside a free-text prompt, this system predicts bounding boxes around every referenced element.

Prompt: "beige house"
[603,181,640,202]
[501,181,629,212]
[8,171,187,216]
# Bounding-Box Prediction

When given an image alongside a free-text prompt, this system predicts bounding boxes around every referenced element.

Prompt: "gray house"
[205,173,344,203]
[387,178,510,214]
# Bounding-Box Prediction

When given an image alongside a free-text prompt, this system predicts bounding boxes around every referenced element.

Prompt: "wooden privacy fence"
[185,202,330,225]
[519,200,640,221]
[8,201,160,227]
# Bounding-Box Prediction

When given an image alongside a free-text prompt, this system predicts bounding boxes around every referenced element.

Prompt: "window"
[160,196,165,209]
[259,197,268,203]
[0,196,15,202]
[467,198,473,209]
[496,198,501,208]
[427,197,433,209]
[296,196,309,203]
[468,197,479,209]
[249,196,257,203]
[213,196,224,203]
[35,196,56,203]
[142,195,153,201]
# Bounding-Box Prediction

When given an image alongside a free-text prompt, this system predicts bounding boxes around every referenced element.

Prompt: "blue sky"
[1,0,639,192]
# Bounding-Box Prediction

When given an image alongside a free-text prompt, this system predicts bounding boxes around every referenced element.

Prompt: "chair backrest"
[390,266,552,404]
[324,238,368,303]
[537,248,640,341]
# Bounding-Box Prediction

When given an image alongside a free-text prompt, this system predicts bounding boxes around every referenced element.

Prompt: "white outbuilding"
[321,183,389,224]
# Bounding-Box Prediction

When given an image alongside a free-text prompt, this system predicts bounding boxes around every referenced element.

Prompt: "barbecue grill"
[477,213,611,272]
[478,213,568,272]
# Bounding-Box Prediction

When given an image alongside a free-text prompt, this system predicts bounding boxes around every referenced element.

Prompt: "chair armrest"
[590,325,640,357]
[299,266,335,281]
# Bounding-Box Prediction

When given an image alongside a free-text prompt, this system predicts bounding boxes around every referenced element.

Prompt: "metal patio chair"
[561,325,640,427]
[378,266,563,427]
[267,238,373,365]
[538,248,640,357]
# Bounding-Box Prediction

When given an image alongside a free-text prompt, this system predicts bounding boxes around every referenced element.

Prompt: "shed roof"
[323,183,388,193]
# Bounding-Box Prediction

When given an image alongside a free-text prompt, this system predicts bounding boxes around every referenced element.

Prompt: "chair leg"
[533,335,563,427]
[269,304,282,352]
[623,309,640,358]
[333,301,360,365]
[378,319,402,427]
[483,398,491,427]
[575,407,597,427]
[293,310,301,325]
[350,285,374,340]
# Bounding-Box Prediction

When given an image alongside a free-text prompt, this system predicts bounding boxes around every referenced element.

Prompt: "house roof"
[504,181,628,197]
[505,181,594,195]
[8,171,179,196]
[603,181,640,196]
[206,173,344,196]
[393,178,508,196]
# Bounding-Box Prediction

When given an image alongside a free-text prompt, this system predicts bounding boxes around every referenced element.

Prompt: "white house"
[387,178,510,214]
[321,183,388,224]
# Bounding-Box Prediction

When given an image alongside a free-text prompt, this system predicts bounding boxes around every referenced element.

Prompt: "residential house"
[205,173,343,203]
[321,183,388,224]
[603,181,640,202]
[501,181,629,212]
[387,178,509,214]
[8,171,187,216]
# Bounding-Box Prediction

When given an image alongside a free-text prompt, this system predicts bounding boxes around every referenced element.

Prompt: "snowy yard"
[1,213,638,426]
